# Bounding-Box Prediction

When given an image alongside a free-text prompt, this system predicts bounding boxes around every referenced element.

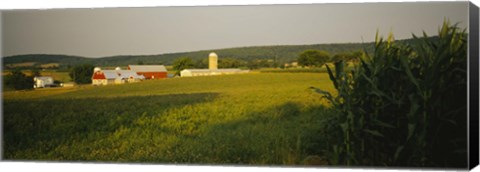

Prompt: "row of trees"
[171,49,362,74]
[172,57,253,75]
[297,50,363,67]
[4,64,94,90]
[5,50,362,89]
[171,49,361,75]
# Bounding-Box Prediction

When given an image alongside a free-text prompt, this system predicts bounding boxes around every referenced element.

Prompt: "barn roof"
[182,69,211,72]
[34,76,53,80]
[182,69,245,73]
[100,70,145,80]
[34,76,53,81]
[128,65,167,72]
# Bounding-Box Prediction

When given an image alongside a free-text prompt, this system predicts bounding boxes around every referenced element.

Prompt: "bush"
[331,51,363,63]
[173,57,194,76]
[4,69,34,90]
[298,50,330,67]
[69,64,94,84]
[218,57,247,68]
[312,21,467,167]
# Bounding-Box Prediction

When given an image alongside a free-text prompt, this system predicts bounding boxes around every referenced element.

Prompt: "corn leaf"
[363,129,384,137]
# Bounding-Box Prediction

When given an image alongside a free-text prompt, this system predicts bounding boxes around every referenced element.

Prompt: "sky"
[1,1,469,58]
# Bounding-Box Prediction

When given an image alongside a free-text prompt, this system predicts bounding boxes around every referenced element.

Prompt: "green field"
[3,73,336,165]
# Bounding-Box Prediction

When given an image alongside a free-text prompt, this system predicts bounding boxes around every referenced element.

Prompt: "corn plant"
[312,20,467,168]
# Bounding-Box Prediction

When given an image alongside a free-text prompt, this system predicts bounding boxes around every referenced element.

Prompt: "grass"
[3,72,336,165]
[37,70,71,83]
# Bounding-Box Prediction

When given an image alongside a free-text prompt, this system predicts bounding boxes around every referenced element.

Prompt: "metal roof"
[34,76,53,80]
[34,76,54,82]
[128,65,167,72]
[101,70,145,80]
[182,69,246,73]
[182,69,211,72]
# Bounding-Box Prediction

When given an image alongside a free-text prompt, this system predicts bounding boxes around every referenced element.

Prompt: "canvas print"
[1,1,475,169]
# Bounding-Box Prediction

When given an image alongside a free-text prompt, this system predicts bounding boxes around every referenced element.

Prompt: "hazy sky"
[1,2,469,57]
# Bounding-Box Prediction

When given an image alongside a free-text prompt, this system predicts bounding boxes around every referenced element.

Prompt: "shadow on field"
[2,92,219,160]
[162,102,332,166]
[3,93,333,166]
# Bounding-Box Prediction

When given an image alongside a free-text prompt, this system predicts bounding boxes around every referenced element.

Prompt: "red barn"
[92,67,145,86]
[127,65,168,79]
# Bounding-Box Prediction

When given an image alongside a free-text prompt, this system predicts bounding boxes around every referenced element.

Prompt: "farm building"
[33,76,54,88]
[60,82,75,87]
[180,52,249,77]
[284,62,299,68]
[92,67,145,86]
[180,69,249,77]
[128,65,168,79]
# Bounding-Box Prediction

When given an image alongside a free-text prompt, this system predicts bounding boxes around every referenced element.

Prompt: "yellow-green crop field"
[3,73,336,165]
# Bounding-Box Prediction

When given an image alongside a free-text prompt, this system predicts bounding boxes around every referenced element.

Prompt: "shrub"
[298,50,330,67]
[312,21,467,167]
[4,69,34,90]
[173,57,194,76]
[331,51,363,63]
[69,64,94,84]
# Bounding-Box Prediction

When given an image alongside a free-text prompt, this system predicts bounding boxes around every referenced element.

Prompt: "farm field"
[3,72,336,165]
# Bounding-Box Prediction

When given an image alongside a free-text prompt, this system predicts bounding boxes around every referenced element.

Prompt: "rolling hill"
[2,37,434,68]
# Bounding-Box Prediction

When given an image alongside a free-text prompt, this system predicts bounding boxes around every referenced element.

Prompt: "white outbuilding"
[34,76,54,88]
[180,52,249,77]
[180,68,249,77]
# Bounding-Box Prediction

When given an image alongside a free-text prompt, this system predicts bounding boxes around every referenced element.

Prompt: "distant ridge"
[2,37,432,68]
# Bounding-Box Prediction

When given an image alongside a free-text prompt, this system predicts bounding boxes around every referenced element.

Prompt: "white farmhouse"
[34,76,54,88]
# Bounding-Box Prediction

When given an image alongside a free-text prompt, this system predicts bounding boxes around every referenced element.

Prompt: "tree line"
[4,64,94,90]
[171,49,364,75]
[297,50,363,67]
[4,49,363,90]
[3,42,379,68]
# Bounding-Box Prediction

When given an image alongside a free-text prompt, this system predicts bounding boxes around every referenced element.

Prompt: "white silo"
[115,67,121,70]
[209,52,218,70]
[94,67,101,72]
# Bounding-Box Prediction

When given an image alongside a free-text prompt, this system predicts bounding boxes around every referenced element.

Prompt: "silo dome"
[94,67,101,72]
[209,52,218,58]
[115,67,121,70]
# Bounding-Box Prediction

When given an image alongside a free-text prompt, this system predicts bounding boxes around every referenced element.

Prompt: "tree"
[69,64,94,84]
[194,58,208,68]
[32,68,41,77]
[246,59,274,69]
[332,51,363,63]
[332,52,351,62]
[172,57,194,76]
[298,50,330,67]
[218,57,246,68]
[247,60,260,70]
[4,68,34,90]
[350,51,363,62]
